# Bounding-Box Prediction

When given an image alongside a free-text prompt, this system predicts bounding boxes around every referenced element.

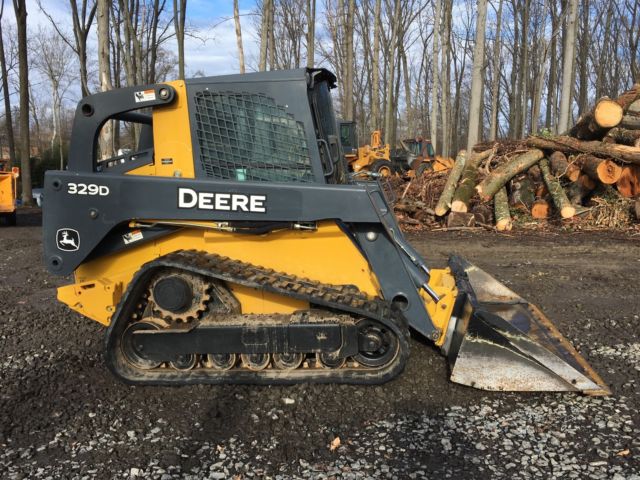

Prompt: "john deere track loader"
[42,68,608,393]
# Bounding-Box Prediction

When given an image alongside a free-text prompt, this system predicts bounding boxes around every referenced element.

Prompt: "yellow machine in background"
[0,163,19,226]
[339,122,393,176]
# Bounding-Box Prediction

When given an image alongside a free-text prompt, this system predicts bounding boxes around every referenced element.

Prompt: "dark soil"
[0,209,638,479]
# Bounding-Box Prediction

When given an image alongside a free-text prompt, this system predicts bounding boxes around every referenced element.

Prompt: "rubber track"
[104,250,410,385]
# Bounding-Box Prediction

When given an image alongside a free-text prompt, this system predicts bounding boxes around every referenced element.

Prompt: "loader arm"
[42,68,608,394]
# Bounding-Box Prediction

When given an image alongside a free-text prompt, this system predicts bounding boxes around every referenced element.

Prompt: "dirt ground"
[1,209,639,479]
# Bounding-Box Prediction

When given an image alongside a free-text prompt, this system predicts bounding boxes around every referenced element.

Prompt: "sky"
[3,0,261,78]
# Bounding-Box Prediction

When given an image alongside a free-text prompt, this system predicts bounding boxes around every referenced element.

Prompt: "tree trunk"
[568,98,623,139]
[13,0,31,204]
[488,0,503,141]
[580,155,622,184]
[466,0,488,152]
[440,0,452,158]
[435,149,467,216]
[526,136,640,164]
[306,0,315,68]
[383,0,401,146]
[430,0,442,151]
[557,0,579,133]
[476,149,545,201]
[233,0,245,73]
[97,0,114,159]
[267,0,275,69]
[369,0,381,130]
[539,158,575,218]
[173,0,186,79]
[545,0,558,131]
[0,4,17,169]
[494,186,512,230]
[259,0,269,71]
[344,0,355,120]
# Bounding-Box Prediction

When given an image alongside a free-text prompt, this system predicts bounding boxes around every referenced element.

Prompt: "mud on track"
[0,210,638,479]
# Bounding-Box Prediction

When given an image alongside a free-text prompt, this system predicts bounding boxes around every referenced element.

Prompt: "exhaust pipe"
[443,256,610,395]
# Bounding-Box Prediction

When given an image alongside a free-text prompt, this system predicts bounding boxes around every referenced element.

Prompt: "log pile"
[393,83,640,231]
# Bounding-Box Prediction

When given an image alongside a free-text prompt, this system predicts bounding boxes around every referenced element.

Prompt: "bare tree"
[37,0,97,98]
[12,0,31,204]
[466,0,487,152]
[32,28,75,169]
[233,0,245,73]
[558,0,578,132]
[0,0,16,168]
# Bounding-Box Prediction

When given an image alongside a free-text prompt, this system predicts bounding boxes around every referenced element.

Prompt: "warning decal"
[134,89,157,103]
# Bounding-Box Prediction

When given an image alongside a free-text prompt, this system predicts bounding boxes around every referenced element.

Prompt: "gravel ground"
[1,209,639,479]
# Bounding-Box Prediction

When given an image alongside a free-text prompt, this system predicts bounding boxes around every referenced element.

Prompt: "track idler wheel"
[121,319,167,370]
[170,354,198,371]
[273,352,304,370]
[241,353,270,371]
[317,351,346,369]
[204,353,237,370]
[353,319,399,367]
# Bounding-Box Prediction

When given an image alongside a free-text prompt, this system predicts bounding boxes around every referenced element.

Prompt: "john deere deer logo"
[56,229,80,251]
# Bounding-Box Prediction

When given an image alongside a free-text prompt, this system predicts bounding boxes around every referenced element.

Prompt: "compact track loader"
[43,68,608,393]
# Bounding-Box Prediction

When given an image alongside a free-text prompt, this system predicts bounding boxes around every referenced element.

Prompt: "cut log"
[604,127,640,146]
[579,155,623,184]
[434,150,467,216]
[616,165,640,198]
[494,187,512,231]
[568,98,623,140]
[526,136,640,164]
[446,211,476,228]
[615,85,640,111]
[509,174,535,211]
[566,174,596,206]
[476,149,545,201]
[451,149,494,212]
[470,203,493,224]
[531,199,550,219]
[535,183,549,198]
[527,164,542,182]
[548,151,568,176]
[620,114,640,130]
[539,158,576,218]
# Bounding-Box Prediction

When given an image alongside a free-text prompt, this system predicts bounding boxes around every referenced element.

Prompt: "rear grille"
[193,91,314,182]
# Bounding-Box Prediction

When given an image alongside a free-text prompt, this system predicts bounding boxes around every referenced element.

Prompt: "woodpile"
[393,83,640,231]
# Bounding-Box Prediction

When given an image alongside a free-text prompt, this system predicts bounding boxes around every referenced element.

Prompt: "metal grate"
[193,91,314,182]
